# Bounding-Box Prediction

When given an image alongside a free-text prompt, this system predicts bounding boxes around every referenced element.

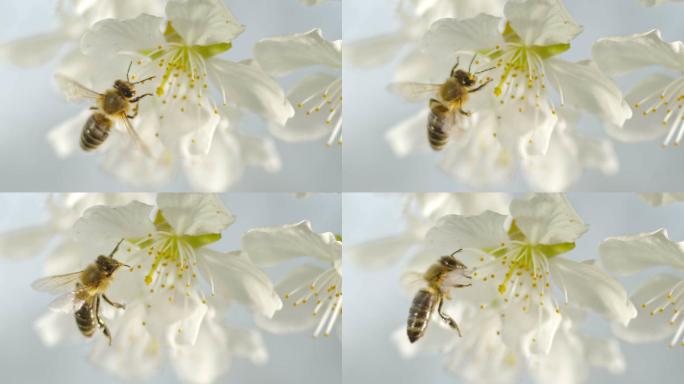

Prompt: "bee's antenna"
[468,53,477,73]
[450,249,463,257]
[109,238,125,258]
[126,61,133,82]
[132,75,156,85]
[475,66,496,75]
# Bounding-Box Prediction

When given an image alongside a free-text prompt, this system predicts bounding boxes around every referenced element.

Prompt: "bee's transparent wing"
[31,271,82,294]
[54,74,102,103]
[48,292,84,313]
[387,82,441,102]
[401,271,426,294]
[119,113,152,157]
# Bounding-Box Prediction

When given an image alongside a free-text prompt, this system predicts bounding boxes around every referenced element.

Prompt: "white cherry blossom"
[637,193,684,206]
[600,229,684,347]
[593,29,684,147]
[424,194,636,356]
[242,220,342,337]
[418,0,630,157]
[254,29,342,146]
[80,0,293,158]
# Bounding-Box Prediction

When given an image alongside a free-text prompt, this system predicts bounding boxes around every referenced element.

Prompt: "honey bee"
[389,55,494,151]
[406,249,472,343]
[32,239,129,345]
[55,62,155,155]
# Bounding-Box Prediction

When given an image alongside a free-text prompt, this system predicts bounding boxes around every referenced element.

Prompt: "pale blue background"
[343,0,684,191]
[0,193,341,384]
[0,0,341,192]
[344,193,684,384]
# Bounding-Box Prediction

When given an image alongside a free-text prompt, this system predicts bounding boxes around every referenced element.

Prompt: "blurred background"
[343,0,684,191]
[0,0,341,191]
[344,193,684,383]
[0,193,341,383]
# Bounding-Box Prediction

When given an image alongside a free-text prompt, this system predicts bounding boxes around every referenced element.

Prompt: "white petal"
[81,14,165,57]
[170,308,230,384]
[208,59,294,125]
[494,97,558,156]
[199,250,282,317]
[346,233,417,270]
[234,132,281,173]
[89,302,161,380]
[254,29,341,76]
[638,193,684,206]
[100,144,176,188]
[504,0,582,46]
[0,223,55,260]
[422,14,504,56]
[271,73,339,142]
[0,30,68,67]
[344,32,407,68]
[255,265,323,333]
[385,110,431,157]
[599,229,684,274]
[158,102,221,157]
[47,110,91,158]
[43,240,90,276]
[426,211,509,254]
[641,0,684,5]
[549,258,636,325]
[509,193,587,244]
[544,59,631,126]
[612,274,681,342]
[183,130,244,192]
[156,193,234,235]
[34,310,81,347]
[225,326,268,365]
[579,333,625,374]
[242,220,340,266]
[592,29,684,75]
[166,0,244,46]
[73,201,155,254]
[391,322,456,359]
[145,291,208,347]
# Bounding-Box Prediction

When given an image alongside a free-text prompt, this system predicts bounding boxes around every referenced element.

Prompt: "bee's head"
[452,69,477,87]
[96,255,126,276]
[114,80,135,98]
[439,254,468,271]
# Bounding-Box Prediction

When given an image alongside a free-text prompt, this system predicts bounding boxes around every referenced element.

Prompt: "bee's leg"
[127,103,140,119]
[129,93,152,103]
[450,57,461,77]
[102,294,126,310]
[437,297,462,337]
[458,100,471,117]
[468,79,492,94]
[89,106,98,111]
[95,296,112,346]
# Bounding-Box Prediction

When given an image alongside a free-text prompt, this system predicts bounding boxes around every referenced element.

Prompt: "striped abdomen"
[80,112,112,151]
[407,288,436,343]
[427,100,450,151]
[74,299,97,338]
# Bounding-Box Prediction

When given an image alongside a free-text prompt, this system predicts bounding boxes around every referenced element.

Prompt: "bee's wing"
[48,292,84,313]
[387,82,441,102]
[119,113,152,157]
[54,74,102,103]
[31,271,82,294]
[401,271,426,294]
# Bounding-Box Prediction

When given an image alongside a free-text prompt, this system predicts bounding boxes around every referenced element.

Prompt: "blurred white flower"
[80,0,293,158]
[254,29,342,145]
[424,194,636,356]
[347,193,511,270]
[0,0,165,67]
[386,106,617,190]
[242,220,342,337]
[392,304,625,384]
[419,0,630,157]
[345,0,505,72]
[637,193,684,206]
[640,0,684,6]
[0,193,152,265]
[600,229,684,347]
[593,29,684,147]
